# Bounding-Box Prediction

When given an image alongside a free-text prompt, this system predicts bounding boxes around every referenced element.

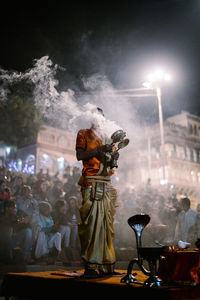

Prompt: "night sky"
[1,0,200,121]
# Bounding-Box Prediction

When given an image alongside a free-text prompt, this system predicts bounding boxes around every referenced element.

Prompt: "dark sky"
[1,0,200,121]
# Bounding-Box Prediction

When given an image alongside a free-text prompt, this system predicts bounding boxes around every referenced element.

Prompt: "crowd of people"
[115,180,200,250]
[1,165,200,266]
[0,165,82,265]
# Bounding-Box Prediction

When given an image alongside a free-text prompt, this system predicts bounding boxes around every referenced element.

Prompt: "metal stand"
[121,214,164,287]
[121,257,150,285]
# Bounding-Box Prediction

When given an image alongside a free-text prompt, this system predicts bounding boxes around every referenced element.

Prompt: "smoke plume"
[0,56,142,140]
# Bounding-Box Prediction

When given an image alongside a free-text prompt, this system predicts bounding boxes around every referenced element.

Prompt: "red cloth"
[0,191,11,201]
[158,251,200,283]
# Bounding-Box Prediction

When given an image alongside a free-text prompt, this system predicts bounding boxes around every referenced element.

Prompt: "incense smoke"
[0,56,145,144]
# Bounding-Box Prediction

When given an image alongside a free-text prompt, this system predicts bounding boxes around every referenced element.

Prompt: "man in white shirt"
[174,196,198,244]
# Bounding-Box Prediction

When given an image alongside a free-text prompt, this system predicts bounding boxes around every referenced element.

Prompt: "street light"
[143,69,171,184]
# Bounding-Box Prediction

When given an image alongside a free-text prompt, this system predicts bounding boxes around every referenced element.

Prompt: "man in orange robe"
[76,108,119,277]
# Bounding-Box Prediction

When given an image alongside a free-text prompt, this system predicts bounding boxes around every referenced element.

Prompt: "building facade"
[16,125,77,174]
[137,111,200,205]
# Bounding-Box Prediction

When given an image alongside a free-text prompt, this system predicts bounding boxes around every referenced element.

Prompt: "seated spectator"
[65,196,81,249]
[63,165,71,181]
[49,180,65,205]
[52,199,71,262]
[35,202,61,263]
[0,166,8,181]
[72,166,81,184]
[5,169,13,185]
[16,185,39,244]
[0,201,17,263]
[12,175,25,198]
[51,197,81,264]
[13,215,34,263]
[45,169,51,181]
[63,176,75,200]
[0,180,12,215]
[34,179,51,203]
[37,169,45,180]
[52,200,69,245]
[26,174,38,189]
[52,171,59,182]
[0,198,34,264]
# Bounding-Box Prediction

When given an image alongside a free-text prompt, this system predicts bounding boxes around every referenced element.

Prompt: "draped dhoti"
[78,176,118,273]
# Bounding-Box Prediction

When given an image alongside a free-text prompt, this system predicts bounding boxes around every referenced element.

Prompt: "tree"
[0,80,43,148]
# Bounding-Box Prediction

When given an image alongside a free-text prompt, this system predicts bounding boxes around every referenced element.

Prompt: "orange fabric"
[158,251,200,283]
[76,129,103,176]
[190,254,200,284]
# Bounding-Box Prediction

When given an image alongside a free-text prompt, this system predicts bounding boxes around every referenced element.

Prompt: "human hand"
[111,151,119,160]
[98,144,113,154]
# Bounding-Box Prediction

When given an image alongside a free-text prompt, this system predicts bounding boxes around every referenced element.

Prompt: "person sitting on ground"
[52,199,68,244]
[49,180,65,205]
[16,185,39,253]
[0,201,17,263]
[35,201,61,264]
[52,199,72,263]
[0,180,12,215]
[12,175,25,198]
[65,196,81,249]
[0,200,34,264]
[14,186,38,263]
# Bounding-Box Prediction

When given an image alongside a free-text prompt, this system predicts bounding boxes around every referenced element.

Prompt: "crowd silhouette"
[0,165,82,265]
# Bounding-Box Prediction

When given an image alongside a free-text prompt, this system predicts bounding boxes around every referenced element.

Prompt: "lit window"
[57,157,65,173]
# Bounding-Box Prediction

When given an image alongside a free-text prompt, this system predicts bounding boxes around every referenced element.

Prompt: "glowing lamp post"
[143,70,171,184]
